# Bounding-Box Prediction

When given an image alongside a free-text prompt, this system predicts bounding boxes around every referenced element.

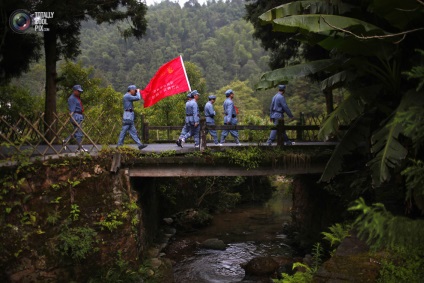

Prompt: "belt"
[125,109,133,112]
[186,114,193,116]
[74,111,83,114]
[273,111,284,114]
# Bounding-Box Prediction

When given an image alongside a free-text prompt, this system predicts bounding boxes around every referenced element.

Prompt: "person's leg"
[230,129,240,144]
[220,128,228,143]
[193,125,200,146]
[267,119,278,145]
[117,124,130,146]
[179,124,189,139]
[74,118,84,149]
[183,124,194,141]
[206,122,219,144]
[128,124,143,146]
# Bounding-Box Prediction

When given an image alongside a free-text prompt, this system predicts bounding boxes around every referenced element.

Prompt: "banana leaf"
[256,59,337,90]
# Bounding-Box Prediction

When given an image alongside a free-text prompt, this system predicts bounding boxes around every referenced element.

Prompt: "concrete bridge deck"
[1,142,337,176]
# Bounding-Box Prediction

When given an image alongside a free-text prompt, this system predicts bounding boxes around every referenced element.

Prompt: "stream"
[165,185,295,283]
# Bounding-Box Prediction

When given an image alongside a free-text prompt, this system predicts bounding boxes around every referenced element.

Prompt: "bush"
[57,226,97,261]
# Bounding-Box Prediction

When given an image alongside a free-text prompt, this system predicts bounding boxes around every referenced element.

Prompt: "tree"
[2,0,148,141]
[0,1,42,84]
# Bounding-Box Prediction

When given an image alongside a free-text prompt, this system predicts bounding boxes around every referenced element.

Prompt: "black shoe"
[176,139,183,148]
[138,144,148,150]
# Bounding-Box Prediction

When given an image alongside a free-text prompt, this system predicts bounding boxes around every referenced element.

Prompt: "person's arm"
[126,92,141,101]
[194,102,199,125]
[204,103,210,117]
[225,101,233,123]
[68,96,76,113]
[279,96,294,118]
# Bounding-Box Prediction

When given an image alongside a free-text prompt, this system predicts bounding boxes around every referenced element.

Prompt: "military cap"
[278,85,286,91]
[187,92,193,98]
[225,89,233,97]
[73,85,83,92]
[128,85,137,91]
[191,90,200,96]
[208,95,216,100]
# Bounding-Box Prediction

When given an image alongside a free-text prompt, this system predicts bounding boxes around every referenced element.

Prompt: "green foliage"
[96,209,124,232]
[57,226,97,261]
[377,248,424,283]
[368,91,424,186]
[402,159,424,205]
[89,251,142,283]
[349,198,424,253]
[69,204,80,221]
[46,211,61,225]
[0,85,43,123]
[225,147,263,169]
[274,242,323,283]
[72,2,268,92]
[403,49,424,91]
[322,223,351,255]
[256,0,424,191]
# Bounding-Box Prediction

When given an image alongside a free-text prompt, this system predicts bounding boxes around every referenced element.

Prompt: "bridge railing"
[140,112,330,146]
[0,111,118,160]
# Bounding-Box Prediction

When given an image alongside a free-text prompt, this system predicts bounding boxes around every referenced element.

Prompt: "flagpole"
[180,55,191,91]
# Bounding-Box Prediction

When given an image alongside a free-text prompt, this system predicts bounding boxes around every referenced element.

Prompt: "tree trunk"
[324,89,334,115]
[43,30,57,142]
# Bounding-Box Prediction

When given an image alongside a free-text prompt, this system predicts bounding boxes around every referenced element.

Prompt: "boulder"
[200,238,226,250]
[241,256,279,276]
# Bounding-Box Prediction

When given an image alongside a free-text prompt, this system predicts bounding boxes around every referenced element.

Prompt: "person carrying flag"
[117,85,148,150]
[220,89,241,145]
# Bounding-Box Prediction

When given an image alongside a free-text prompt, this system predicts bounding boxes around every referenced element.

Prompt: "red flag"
[141,56,191,108]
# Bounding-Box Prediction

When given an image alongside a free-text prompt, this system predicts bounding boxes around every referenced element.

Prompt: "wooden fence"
[0,112,112,160]
[140,113,328,144]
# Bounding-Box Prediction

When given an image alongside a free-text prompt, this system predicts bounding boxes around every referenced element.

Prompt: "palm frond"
[259,1,355,23]
[367,91,424,186]
[319,116,371,182]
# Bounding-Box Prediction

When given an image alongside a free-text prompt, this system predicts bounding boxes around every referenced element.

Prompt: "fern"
[348,198,424,252]
[403,49,424,91]
[402,159,424,210]
[395,106,424,149]
[273,243,323,283]
[322,223,351,248]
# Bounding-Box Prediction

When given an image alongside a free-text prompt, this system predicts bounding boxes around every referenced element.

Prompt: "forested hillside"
[78,0,270,92]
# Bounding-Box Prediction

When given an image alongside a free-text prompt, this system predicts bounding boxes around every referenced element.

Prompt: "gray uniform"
[204,101,219,144]
[267,90,293,145]
[220,97,240,144]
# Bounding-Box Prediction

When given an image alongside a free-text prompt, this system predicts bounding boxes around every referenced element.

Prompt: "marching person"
[63,84,87,152]
[176,92,194,147]
[117,85,148,150]
[177,90,201,148]
[266,84,295,146]
[204,95,221,146]
[220,89,241,145]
